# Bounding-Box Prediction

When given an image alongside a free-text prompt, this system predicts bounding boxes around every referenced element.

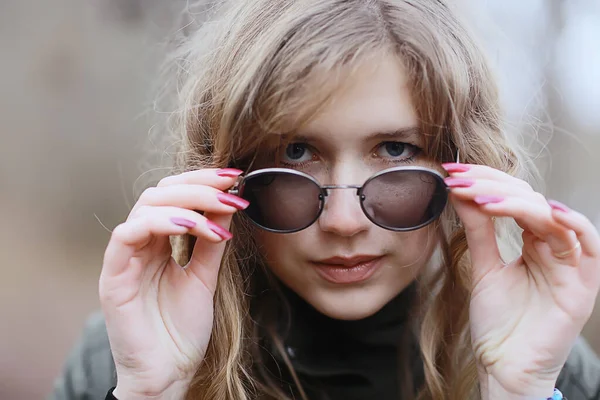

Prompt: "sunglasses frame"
[228,165,449,234]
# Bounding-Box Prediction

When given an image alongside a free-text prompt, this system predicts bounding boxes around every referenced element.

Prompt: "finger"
[445,177,533,273]
[102,209,228,280]
[185,211,234,292]
[473,195,577,259]
[134,205,232,243]
[444,178,575,253]
[130,184,249,218]
[521,231,555,286]
[442,163,529,189]
[548,200,600,258]
[449,193,502,284]
[157,168,242,189]
[445,177,534,201]
[521,230,543,266]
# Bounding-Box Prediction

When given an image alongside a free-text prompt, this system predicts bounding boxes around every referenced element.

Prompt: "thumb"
[450,194,503,284]
[186,212,233,293]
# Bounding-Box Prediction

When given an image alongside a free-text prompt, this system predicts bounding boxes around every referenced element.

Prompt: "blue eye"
[285,143,305,159]
[384,142,405,157]
[375,142,419,161]
[283,143,314,163]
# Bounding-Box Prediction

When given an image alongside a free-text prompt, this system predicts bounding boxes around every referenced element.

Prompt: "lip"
[316,255,382,266]
[312,255,384,284]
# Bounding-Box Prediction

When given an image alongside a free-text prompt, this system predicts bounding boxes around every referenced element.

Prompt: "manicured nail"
[217,193,250,210]
[474,195,504,205]
[548,199,570,213]
[216,168,243,178]
[441,163,471,173]
[206,220,233,240]
[170,217,197,229]
[444,177,475,188]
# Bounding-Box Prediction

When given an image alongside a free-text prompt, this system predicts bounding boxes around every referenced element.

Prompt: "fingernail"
[170,217,197,229]
[216,168,243,178]
[217,193,250,210]
[444,177,475,188]
[441,163,471,173]
[548,199,570,212]
[474,195,504,205]
[207,220,233,240]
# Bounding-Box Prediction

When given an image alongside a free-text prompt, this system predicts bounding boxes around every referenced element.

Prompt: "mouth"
[311,255,384,284]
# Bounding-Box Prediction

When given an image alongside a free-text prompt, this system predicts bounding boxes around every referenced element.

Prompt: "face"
[254,55,439,320]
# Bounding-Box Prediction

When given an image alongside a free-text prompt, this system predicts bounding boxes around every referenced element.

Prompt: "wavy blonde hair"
[154,0,536,399]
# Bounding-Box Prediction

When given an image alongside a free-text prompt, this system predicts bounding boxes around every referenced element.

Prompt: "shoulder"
[48,311,116,400]
[557,336,600,400]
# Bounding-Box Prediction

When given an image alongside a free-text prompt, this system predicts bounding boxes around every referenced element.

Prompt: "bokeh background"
[1,1,599,399]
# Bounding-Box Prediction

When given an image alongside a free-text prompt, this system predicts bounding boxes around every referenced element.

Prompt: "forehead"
[298,55,418,143]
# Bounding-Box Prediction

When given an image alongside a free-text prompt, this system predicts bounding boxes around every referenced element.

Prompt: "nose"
[318,187,371,237]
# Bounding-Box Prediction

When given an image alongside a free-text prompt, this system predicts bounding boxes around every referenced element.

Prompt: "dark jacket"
[49,309,600,400]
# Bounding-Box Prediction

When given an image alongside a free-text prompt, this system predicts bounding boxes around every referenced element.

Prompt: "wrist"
[112,379,190,400]
[479,373,557,400]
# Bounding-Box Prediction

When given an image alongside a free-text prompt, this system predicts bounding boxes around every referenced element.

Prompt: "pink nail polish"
[217,193,250,210]
[444,177,475,188]
[474,195,504,205]
[216,168,243,178]
[441,163,471,173]
[206,220,233,240]
[170,217,197,229]
[548,199,570,212]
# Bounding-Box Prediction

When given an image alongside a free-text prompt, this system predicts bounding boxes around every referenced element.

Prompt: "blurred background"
[1,0,599,399]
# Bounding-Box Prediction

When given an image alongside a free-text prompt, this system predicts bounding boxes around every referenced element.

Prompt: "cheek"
[254,230,301,269]
[390,227,438,264]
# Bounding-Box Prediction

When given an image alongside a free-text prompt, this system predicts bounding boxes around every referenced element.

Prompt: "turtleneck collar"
[263,281,423,400]
[280,281,417,346]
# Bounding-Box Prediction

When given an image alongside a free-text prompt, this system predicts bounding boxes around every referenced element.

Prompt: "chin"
[301,285,397,321]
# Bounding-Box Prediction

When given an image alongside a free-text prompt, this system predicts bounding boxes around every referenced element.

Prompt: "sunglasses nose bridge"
[321,184,362,197]
[320,185,363,211]
[318,184,372,236]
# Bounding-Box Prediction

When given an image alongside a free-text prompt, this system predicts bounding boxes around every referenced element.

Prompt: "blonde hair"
[154,0,536,398]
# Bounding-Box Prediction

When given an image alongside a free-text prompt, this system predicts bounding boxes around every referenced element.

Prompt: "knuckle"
[134,205,151,216]
[135,216,152,231]
[532,192,546,204]
[157,175,176,187]
[139,186,159,203]
[110,223,130,243]
[518,180,533,191]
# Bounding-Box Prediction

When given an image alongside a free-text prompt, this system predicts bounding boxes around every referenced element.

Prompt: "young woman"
[50,0,600,399]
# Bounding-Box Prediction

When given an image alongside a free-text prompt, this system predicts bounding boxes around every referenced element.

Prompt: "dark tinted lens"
[239,171,323,232]
[361,170,447,230]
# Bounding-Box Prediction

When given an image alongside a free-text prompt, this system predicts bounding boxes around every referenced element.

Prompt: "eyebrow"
[281,126,423,144]
[368,127,421,142]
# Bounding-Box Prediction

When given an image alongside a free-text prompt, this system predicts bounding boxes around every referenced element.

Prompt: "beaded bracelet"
[546,388,564,400]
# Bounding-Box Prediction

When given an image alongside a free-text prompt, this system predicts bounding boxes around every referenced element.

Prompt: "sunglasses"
[228,165,449,234]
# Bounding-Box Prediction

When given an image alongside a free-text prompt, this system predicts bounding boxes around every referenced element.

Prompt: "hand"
[99,168,247,399]
[443,163,600,398]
